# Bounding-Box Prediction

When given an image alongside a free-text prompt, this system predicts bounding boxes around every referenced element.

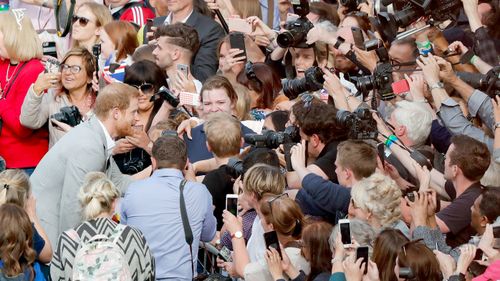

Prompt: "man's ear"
[311,134,321,147]
[151,157,157,170]
[112,107,120,120]
[396,125,406,138]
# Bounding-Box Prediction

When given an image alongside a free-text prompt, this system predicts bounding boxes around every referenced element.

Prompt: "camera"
[372,0,462,43]
[456,66,500,97]
[122,157,147,174]
[339,0,366,12]
[50,106,82,127]
[225,157,243,179]
[350,40,395,100]
[336,107,378,140]
[151,86,180,108]
[276,0,314,48]
[283,66,325,99]
[244,125,301,149]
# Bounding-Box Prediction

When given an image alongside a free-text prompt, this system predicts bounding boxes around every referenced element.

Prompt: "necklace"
[5,63,21,84]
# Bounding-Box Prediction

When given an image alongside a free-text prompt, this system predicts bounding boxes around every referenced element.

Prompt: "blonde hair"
[78,172,120,220]
[0,170,31,207]
[351,172,402,227]
[0,11,42,61]
[94,83,139,119]
[73,2,113,48]
[204,112,242,158]
[243,164,285,201]
[233,84,252,121]
[230,0,262,18]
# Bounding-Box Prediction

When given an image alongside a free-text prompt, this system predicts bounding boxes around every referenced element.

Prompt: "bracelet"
[416,41,431,48]
[470,55,478,64]
[384,135,398,148]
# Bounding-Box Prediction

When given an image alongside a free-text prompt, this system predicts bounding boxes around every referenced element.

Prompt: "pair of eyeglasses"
[350,198,360,210]
[267,193,289,214]
[390,59,417,71]
[132,83,155,95]
[72,15,92,27]
[60,64,82,74]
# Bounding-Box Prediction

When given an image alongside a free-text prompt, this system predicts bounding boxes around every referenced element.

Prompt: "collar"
[109,0,141,14]
[164,9,193,25]
[152,168,184,178]
[318,140,340,158]
[97,118,116,153]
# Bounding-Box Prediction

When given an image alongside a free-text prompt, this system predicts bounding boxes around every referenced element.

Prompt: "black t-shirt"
[313,141,340,184]
[436,181,482,248]
[202,165,235,230]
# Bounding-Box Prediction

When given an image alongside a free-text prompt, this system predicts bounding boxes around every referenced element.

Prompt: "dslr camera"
[283,66,325,99]
[50,106,82,127]
[456,66,500,97]
[151,86,180,108]
[336,107,378,140]
[350,40,395,100]
[122,157,147,174]
[372,0,462,42]
[277,0,314,48]
[225,158,243,180]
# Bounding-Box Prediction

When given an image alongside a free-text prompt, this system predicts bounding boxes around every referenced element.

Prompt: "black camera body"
[244,125,301,150]
[50,105,82,127]
[456,66,500,97]
[122,157,146,174]
[283,66,325,99]
[339,0,366,12]
[276,0,314,48]
[151,86,180,108]
[336,107,378,140]
[225,158,243,179]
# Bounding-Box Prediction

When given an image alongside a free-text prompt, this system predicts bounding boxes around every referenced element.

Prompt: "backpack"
[70,224,132,281]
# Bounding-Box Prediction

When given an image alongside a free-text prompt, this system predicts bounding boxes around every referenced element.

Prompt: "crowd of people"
[0,0,499,280]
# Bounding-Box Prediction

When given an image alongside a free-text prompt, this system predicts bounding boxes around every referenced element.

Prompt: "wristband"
[470,55,478,64]
[416,40,431,48]
[0,3,8,11]
[384,135,398,148]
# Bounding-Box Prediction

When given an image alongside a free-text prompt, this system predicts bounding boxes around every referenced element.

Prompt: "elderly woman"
[51,172,155,280]
[21,47,97,147]
[349,172,410,237]
[0,10,48,173]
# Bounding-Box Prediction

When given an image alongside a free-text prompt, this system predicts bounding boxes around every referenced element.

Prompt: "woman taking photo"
[0,10,48,173]
[71,2,112,51]
[51,172,155,280]
[21,47,97,147]
[99,21,139,84]
[113,60,166,174]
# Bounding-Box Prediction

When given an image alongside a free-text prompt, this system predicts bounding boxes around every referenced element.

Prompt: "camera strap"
[55,0,76,37]
[178,179,195,279]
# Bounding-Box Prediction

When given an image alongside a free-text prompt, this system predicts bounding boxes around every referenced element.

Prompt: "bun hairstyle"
[0,169,31,207]
[78,172,120,220]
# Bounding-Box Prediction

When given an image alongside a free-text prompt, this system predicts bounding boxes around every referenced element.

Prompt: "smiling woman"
[71,2,112,52]
[20,47,97,147]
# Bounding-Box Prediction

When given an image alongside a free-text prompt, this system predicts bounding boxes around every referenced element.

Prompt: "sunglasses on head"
[132,83,155,95]
[72,15,91,27]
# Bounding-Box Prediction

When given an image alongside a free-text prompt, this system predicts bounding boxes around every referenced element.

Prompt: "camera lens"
[277,31,294,48]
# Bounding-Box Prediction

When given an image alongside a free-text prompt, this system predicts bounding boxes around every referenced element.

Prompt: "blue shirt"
[120,168,217,280]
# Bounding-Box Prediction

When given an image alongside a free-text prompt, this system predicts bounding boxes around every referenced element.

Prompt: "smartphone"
[44,57,60,74]
[474,248,484,261]
[228,18,252,34]
[356,246,369,274]
[339,219,352,248]
[264,231,282,259]
[494,226,500,249]
[177,64,189,78]
[226,194,238,216]
[229,32,246,60]
[351,27,365,50]
[218,246,233,262]
[392,79,410,96]
[179,91,200,106]
[42,41,57,58]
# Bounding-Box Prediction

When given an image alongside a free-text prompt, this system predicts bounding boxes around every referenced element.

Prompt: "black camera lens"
[277,31,295,49]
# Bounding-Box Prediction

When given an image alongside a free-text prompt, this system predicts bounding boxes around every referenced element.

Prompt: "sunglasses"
[267,193,289,213]
[244,61,263,90]
[132,83,155,95]
[72,15,91,27]
[60,64,82,74]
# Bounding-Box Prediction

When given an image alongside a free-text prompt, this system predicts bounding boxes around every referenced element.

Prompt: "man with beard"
[30,83,144,246]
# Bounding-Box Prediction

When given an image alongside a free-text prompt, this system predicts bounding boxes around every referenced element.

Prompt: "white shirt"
[163,10,194,25]
[97,118,116,156]
[247,216,266,262]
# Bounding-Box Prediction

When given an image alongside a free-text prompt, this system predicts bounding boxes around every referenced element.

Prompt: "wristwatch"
[231,231,243,239]
[429,82,444,91]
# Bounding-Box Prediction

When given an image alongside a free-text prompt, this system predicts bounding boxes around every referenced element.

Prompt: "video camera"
[244,126,301,171]
[372,0,462,43]
[276,0,314,48]
[350,39,395,100]
[336,107,378,140]
[151,86,180,108]
[282,66,325,99]
[50,106,82,127]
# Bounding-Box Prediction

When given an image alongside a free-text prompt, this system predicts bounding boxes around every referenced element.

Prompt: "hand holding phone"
[229,32,247,61]
[264,231,282,259]
[356,246,369,274]
[339,219,352,248]
[226,194,239,216]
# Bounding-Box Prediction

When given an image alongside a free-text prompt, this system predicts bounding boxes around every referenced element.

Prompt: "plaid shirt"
[473,27,499,66]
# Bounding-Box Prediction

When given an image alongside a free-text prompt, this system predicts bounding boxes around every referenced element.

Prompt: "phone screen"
[226,196,238,216]
[264,231,282,259]
[474,248,484,261]
[356,246,369,274]
[177,64,189,78]
[339,221,351,245]
[229,32,246,60]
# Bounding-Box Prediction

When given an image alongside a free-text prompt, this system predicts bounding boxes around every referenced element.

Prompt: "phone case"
[179,92,200,106]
